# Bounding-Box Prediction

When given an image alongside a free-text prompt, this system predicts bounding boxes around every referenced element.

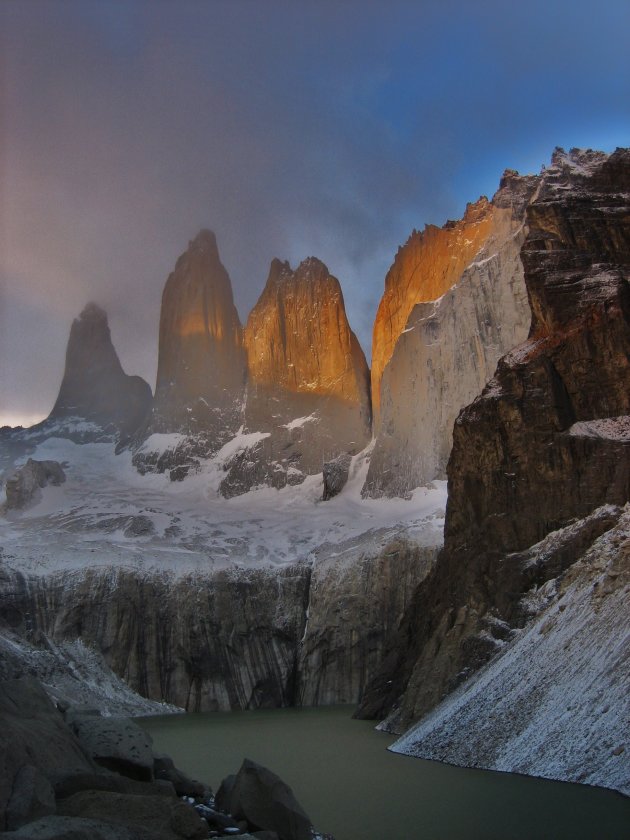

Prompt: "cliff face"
[49,304,152,440]
[134,231,246,477]
[364,172,537,497]
[370,198,496,426]
[220,257,371,495]
[357,149,630,737]
[0,539,438,713]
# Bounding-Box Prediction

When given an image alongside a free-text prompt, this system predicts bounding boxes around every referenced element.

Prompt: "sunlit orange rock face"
[139,230,246,469]
[220,257,371,495]
[371,198,495,426]
[245,257,369,403]
[364,172,538,497]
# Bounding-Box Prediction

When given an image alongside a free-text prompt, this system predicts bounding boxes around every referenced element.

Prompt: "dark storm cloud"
[1,0,629,423]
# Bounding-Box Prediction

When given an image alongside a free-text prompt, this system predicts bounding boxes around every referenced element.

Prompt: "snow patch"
[281,413,318,431]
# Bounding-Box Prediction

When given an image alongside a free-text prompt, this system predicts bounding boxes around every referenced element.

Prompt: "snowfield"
[0,436,446,578]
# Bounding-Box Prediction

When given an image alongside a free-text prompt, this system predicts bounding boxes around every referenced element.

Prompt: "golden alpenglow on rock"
[219,257,371,496]
[370,198,495,426]
[133,230,246,478]
[364,171,538,497]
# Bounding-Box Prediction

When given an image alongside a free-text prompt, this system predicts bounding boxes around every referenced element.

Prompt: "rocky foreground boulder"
[0,677,322,839]
[356,148,630,791]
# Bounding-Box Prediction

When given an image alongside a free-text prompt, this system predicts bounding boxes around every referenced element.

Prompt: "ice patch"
[281,413,318,431]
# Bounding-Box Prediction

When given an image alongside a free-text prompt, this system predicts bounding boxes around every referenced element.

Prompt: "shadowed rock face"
[220,257,371,495]
[371,198,497,427]
[0,537,438,713]
[49,304,152,439]
[134,231,246,475]
[357,147,630,730]
[363,171,537,497]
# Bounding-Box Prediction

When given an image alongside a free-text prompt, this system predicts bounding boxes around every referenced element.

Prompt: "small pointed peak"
[189,229,219,256]
[77,302,108,325]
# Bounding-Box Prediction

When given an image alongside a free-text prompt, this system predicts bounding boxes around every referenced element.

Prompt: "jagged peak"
[548,146,609,175]
[266,258,293,286]
[295,256,330,279]
[265,255,333,288]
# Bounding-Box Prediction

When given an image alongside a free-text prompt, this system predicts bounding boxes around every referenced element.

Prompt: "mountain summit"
[49,303,152,438]
[219,256,371,495]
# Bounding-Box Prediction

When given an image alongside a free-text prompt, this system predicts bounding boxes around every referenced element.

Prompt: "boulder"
[71,718,154,781]
[5,766,56,830]
[222,759,312,840]
[322,453,352,501]
[153,754,208,798]
[56,791,207,840]
[5,460,66,510]
[0,678,95,830]
[0,814,148,839]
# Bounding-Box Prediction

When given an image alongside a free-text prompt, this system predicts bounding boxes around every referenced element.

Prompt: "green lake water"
[141,705,630,840]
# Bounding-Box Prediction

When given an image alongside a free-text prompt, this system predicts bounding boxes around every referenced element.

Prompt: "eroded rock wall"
[357,148,630,732]
[0,536,438,713]
[370,198,497,426]
[364,171,537,497]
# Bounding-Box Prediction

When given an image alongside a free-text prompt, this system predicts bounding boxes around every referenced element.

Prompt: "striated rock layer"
[357,148,630,754]
[370,197,497,426]
[134,231,246,478]
[364,170,537,497]
[0,539,438,714]
[49,304,152,441]
[220,257,371,496]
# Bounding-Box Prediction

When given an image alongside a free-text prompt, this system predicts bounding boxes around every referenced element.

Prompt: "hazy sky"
[1,0,628,426]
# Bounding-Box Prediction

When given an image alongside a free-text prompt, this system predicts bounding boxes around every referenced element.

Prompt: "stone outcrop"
[48,304,152,441]
[134,230,246,478]
[297,539,438,705]
[217,759,312,840]
[4,459,66,510]
[364,170,537,497]
[371,197,498,426]
[220,258,371,496]
[322,453,352,501]
[357,148,630,734]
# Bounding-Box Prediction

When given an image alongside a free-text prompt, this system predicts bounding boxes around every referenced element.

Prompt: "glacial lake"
[141,706,630,840]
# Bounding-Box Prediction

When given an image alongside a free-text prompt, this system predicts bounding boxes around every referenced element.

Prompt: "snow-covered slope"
[390,507,630,796]
[0,431,445,713]
[0,435,445,578]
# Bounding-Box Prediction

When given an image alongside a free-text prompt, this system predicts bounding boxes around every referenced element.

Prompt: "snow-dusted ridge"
[0,434,446,578]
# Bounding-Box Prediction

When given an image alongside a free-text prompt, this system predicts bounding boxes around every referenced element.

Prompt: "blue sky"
[1,0,628,425]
